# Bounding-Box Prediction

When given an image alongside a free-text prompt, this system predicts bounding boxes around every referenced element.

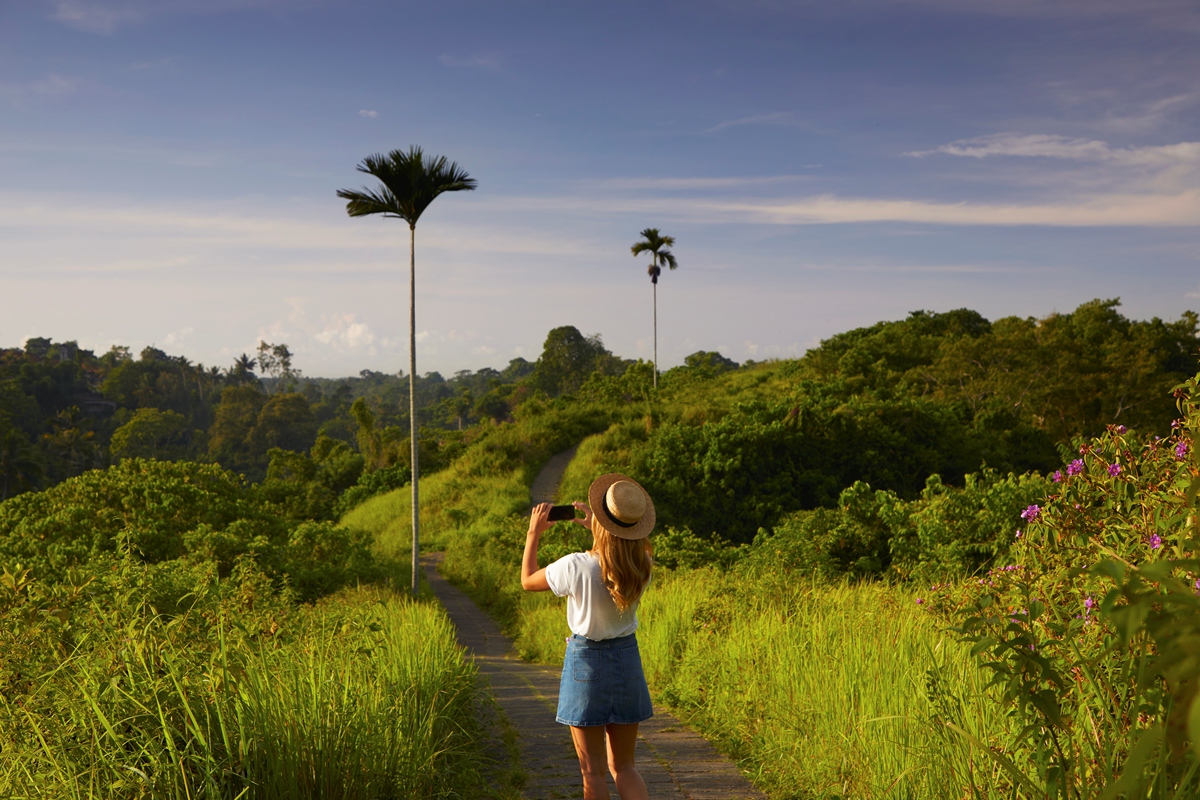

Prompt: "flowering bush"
[923,373,1200,797]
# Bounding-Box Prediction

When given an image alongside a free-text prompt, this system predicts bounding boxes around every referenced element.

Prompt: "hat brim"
[588,473,655,540]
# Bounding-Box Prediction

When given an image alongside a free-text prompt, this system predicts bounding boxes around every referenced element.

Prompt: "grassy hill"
[3,300,1197,798]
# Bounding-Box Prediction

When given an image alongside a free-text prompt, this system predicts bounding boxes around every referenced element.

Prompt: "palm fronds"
[337,146,476,225]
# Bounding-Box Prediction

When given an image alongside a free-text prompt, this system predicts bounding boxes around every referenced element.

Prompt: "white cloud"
[703,112,812,134]
[491,190,1200,227]
[1099,93,1200,135]
[161,327,194,347]
[1187,285,1200,299]
[358,109,378,119]
[909,133,1200,169]
[0,192,594,270]
[313,314,375,350]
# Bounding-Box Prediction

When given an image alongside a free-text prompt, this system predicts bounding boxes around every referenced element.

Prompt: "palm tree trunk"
[652,280,658,390]
[409,223,420,597]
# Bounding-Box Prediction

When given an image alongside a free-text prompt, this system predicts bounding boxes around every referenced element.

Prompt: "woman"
[521,473,656,800]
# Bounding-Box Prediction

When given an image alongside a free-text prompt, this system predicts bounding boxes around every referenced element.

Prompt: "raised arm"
[521,502,553,591]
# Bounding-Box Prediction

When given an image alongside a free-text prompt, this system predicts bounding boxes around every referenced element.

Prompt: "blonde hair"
[590,517,653,612]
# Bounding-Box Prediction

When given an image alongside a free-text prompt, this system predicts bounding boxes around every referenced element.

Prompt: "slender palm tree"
[230,354,257,386]
[630,228,678,389]
[338,146,476,596]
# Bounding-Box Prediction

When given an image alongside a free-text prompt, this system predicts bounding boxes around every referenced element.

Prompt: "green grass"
[0,582,487,799]
[341,415,1028,799]
[513,568,1012,799]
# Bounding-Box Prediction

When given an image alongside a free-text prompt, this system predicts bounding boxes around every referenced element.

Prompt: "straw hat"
[587,473,656,540]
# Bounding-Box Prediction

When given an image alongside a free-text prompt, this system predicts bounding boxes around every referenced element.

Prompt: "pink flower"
[1067,459,1084,476]
[1021,504,1041,522]
[1176,441,1190,461]
[1052,470,1063,483]
[1108,463,1121,477]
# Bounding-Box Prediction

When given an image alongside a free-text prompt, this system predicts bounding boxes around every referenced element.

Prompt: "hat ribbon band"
[602,495,639,529]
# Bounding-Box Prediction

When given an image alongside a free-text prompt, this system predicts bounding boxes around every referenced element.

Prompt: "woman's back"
[545,551,642,641]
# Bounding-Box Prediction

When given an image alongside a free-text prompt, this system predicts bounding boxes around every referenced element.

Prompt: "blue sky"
[2,0,1199,377]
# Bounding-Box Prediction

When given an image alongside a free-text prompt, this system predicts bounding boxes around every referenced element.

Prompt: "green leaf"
[1029,599,1044,620]
[1139,560,1173,581]
[970,637,997,657]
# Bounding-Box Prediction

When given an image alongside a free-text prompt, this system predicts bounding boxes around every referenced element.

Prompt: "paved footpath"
[425,445,764,799]
[529,444,579,508]
[423,556,766,799]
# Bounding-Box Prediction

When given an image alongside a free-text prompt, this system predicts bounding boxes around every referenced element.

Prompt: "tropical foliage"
[2,298,1197,799]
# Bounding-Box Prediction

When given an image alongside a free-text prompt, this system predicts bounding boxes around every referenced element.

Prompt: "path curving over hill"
[529,444,579,508]
[421,444,766,799]
[423,555,765,799]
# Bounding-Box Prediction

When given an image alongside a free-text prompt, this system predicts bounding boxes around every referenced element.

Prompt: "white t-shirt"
[544,551,641,640]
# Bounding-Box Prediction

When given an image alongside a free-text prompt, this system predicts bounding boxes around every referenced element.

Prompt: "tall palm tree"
[630,228,678,389]
[338,146,476,596]
[230,354,257,386]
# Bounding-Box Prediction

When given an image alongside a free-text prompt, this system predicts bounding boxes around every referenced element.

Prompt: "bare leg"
[570,725,610,800]
[606,723,649,800]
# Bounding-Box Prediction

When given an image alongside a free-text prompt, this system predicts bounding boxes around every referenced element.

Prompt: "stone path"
[529,444,580,508]
[423,557,765,799]
[422,444,766,799]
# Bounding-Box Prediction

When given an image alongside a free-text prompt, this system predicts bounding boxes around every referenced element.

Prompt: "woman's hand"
[571,501,593,530]
[522,503,552,592]
[528,502,554,538]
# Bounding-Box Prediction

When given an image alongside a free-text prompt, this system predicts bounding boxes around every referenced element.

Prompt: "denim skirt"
[556,632,654,727]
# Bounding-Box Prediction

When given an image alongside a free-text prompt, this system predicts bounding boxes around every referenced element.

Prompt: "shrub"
[927,376,1200,798]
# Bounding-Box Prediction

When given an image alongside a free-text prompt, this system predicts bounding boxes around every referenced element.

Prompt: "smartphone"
[547,505,577,521]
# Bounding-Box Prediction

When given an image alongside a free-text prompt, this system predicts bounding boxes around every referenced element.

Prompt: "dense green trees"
[801,300,1196,441]
[531,326,628,397]
[0,458,378,598]
[631,301,1198,544]
[0,336,541,500]
[110,408,190,460]
[1,299,1194,527]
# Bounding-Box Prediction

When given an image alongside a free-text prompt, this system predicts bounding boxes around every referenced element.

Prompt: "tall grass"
[345,409,1024,798]
[514,569,1012,799]
[1,587,482,799]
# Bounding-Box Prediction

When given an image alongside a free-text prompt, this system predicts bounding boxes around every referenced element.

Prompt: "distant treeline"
[1,300,1195,525]
[0,325,626,500]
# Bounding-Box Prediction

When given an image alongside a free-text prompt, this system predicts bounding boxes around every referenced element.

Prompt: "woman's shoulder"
[548,550,595,573]
[560,550,598,567]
